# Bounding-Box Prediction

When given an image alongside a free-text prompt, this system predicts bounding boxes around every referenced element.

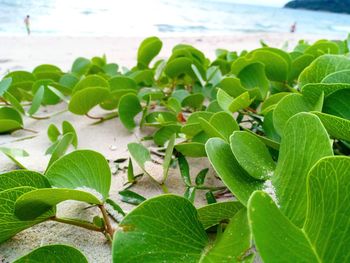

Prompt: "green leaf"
[0,187,55,243]
[175,142,206,157]
[0,147,29,169]
[0,78,12,96]
[109,75,138,91]
[46,132,74,169]
[47,123,61,143]
[106,198,126,216]
[260,92,290,115]
[312,111,350,141]
[0,172,50,242]
[113,195,208,262]
[68,87,110,115]
[127,158,135,184]
[304,156,350,262]
[272,112,333,227]
[62,121,78,148]
[201,208,254,263]
[15,188,102,220]
[299,54,350,87]
[184,186,196,203]
[199,111,239,142]
[177,153,191,186]
[248,191,319,263]
[127,142,151,171]
[250,157,350,262]
[4,91,25,114]
[302,83,350,105]
[45,150,111,200]
[205,138,263,206]
[137,36,163,69]
[217,89,253,113]
[273,93,322,135]
[0,107,23,133]
[195,168,209,186]
[72,75,109,94]
[182,93,205,110]
[119,94,142,130]
[321,69,350,83]
[28,85,45,116]
[113,194,251,262]
[33,64,62,81]
[288,54,314,82]
[197,201,243,229]
[13,244,88,263]
[71,57,91,75]
[165,57,194,79]
[162,134,176,181]
[153,125,180,146]
[323,88,350,119]
[231,131,275,180]
[119,189,146,205]
[0,170,50,192]
[304,40,339,57]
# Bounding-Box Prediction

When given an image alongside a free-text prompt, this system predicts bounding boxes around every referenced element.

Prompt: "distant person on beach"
[290,22,297,33]
[24,15,30,35]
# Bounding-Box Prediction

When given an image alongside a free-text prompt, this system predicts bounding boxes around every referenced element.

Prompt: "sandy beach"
[0,32,344,262]
[0,32,335,76]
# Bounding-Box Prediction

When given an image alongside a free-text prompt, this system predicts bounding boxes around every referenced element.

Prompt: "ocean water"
[0,0,349,37]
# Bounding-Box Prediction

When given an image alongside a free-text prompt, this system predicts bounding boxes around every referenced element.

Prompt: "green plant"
[1,36,350,262]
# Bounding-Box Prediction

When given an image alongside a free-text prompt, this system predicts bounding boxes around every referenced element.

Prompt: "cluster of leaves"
[1,36,350,262]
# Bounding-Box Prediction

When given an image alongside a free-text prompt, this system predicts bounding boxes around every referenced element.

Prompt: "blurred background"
[0,0,349,37]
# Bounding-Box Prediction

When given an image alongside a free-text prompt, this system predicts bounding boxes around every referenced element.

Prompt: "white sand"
[0,33,340,262]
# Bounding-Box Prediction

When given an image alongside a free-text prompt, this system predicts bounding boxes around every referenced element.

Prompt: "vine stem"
[86,111,119,124]
[99,204,115,237]
[50,216,103,232]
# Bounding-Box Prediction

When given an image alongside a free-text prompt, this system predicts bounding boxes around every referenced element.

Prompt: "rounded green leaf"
[15,188,102,220]
[248,191,319,263]
[181,93,205,110]
[109,75,138,91]
[72,75,109,94]
[304,156,350,262]
[47,124,60,143]
[68,87,110,115]
[175,142,206,157]
[0,170,50,192]
[165,57,194,79]
[323,88,350,119]
[137,36,163,69]
[113,194,208,262]
[299,55,350,87]
[231,131,275,180]
[312,111,350,141]
[273,112,333,227]
[205,138,263,205]
[0,107,23,133]
[0,186,55,243]
[197,201,243,229]
[45,150,111,200]
[33,64,62,81]
[14,244,88,263]
[71,57,91,76]
[273,93,321,135]
[118,94,142,130]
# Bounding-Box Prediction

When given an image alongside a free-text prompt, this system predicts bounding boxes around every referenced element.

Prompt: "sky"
[231,0,288,7]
